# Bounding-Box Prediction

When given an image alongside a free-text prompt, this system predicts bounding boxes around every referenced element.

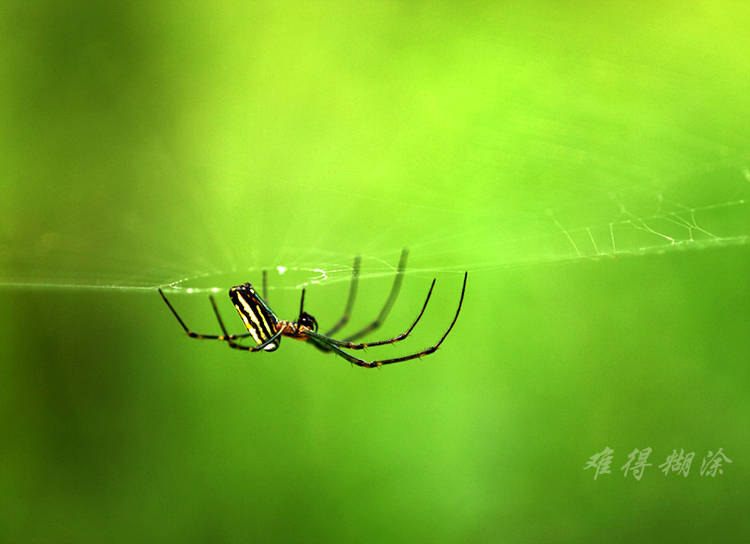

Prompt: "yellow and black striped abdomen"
[229,283,280,351]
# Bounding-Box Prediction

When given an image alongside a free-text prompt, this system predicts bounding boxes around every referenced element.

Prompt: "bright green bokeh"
[1,2,749,542]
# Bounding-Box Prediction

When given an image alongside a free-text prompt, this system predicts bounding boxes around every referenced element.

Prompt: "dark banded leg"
[322,255,361,336]
[159,288,254,341]
[312,249,408,354]
[341,248,409,342]
[305,272,466,367]
[262,269,268,303]
[311,279,435,350]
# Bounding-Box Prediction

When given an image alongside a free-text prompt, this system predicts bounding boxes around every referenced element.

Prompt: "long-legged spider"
[158,249,467,368]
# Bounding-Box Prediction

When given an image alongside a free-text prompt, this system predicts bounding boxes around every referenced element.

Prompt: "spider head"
[297,311,318,332]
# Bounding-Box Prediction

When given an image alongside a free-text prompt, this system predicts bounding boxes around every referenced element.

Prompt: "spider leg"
[159,288,254,341]
[262,269,268,303]
[322,255,361,336]
[305,272,467,368]
[340,248,409,343]
[310,278,435,350]
[209,295,283,351]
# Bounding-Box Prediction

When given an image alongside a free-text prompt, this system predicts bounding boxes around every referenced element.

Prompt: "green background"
[1,2,749,542]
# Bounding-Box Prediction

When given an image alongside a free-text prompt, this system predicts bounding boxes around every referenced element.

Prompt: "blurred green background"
[2,1,749,542]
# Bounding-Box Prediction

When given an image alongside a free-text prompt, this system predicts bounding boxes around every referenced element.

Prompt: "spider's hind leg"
[341,248,409,342]
[158,288,254,341]
[322,255,362,337]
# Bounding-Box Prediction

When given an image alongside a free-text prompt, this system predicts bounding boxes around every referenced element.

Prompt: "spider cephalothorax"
[159,249,467,368]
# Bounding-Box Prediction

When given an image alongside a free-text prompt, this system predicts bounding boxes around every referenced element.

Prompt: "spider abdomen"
[229,283,280,350]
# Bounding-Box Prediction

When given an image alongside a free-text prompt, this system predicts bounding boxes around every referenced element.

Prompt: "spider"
[158,249,467,368]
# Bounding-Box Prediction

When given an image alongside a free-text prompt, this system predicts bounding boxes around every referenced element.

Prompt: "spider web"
[2,6,749,296]
[2,156,748,296]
